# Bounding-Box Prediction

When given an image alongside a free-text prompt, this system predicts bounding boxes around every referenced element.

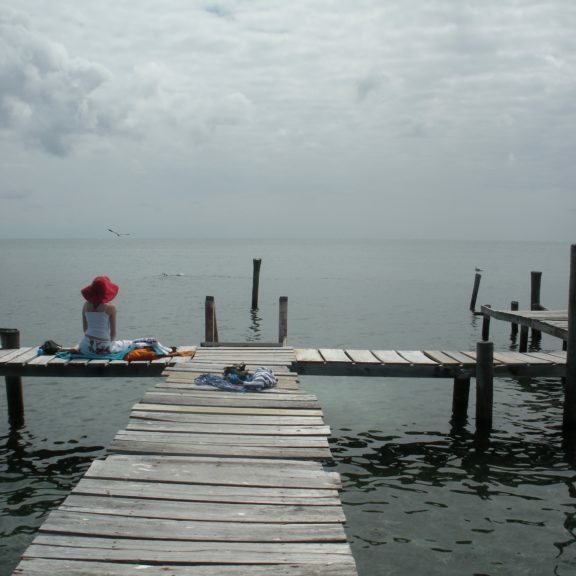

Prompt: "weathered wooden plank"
[113,430,329,448]
[319,349,351,363]
[0,347,37,364]
[73,478,341,505]
[493,351,551,365]
[109,439,332,460]
[294,348,325,362]
[144,389,317,402]
[130,410,325,426]
[60,494,346,523]
[126,420,331,436]
[441,351,476,364]
[41,510,347,542]
[132,403,323,417]
[397,351,437,365]
[25,537,354,565]
[423,351,462,365]
[15,558,358,576]
[140,392,320,410]
[371,350,409,364]
[84,455,342,489]
[345,350,380,363]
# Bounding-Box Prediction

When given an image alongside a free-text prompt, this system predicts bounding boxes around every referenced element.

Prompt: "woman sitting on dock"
[77,276,132,356]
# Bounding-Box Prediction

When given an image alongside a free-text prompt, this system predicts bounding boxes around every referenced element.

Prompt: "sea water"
[0,238,574,575]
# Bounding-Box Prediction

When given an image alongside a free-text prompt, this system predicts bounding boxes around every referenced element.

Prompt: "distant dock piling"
[1,328,24,426]
[470,272,482,313]
[252,258,262,309]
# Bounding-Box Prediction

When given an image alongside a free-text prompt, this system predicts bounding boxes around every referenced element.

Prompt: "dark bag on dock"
[40,340,62,355]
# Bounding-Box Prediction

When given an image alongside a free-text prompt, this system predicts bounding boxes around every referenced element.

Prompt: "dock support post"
[481,305,491,341]
[564,245,576,430]
[278,296,288,346]
[252,258,262,310]
[476,341,494,430]
[469,273,482,312]
[205,296,219,344]
[519,325,529,352]
[510,301,519,339]
[531,271,542,342]
[452,376,471,424]
[1,328,24,426]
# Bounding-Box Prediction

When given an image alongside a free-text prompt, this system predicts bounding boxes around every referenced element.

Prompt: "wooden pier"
[12,346,359,576]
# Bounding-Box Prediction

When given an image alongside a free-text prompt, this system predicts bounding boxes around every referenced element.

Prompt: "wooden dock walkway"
[12,346,359,576]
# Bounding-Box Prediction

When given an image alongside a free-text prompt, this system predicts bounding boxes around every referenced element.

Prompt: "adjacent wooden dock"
[0,345,567,379]
[13,346,359,576]
[480,306,568,342]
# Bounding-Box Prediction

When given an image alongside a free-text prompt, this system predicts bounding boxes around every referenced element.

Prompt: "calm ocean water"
[0,238,574,575]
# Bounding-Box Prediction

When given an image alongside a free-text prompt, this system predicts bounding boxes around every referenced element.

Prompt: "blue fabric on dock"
[52,338,173,361]
[195,367,278,392]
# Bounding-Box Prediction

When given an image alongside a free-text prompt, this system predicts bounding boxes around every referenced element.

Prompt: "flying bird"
[475,267,483,272]
[108,228,130,237]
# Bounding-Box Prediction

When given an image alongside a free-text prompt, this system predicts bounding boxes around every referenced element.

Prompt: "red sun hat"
[81,276,119,304]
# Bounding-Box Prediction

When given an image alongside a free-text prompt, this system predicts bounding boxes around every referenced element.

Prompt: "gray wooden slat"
[371,350,409,363]
[423,351,462,365]
[26,537,354,565]
[345,350,380,363]
[15,558,358,576]
[113,430,329,448]
[84,455,342,489]
[319,349,351,363]
[133,403,323,417]
[109,439,332,460]
[126,420,331,436]
[396,351,437,365]
[73,478,341,505]
[141,392,320,409]
[41,510,347,542]
[130,410,326,426]
[294,348,324,362]
[60,494,346,523]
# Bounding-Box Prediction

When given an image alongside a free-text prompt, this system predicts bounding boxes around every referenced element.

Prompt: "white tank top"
[85,311,111,340]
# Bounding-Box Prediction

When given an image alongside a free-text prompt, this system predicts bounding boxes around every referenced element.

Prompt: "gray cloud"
[0,8,121,155]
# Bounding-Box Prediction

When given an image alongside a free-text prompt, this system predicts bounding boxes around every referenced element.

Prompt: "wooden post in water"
[278,296,288,346]
[1,328,24,426]
[476,341,494,429]
[531,271,542,341]
[519,325,529,352]
[563,245,576,430]
[204,296,219,344]
[451,376,471,424]
[252,258,262,310]
[469,273,482,312]
[481,305,491,341]
[510,300,519,339]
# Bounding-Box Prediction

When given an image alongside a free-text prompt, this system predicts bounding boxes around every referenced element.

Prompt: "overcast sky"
[1,1,575,240]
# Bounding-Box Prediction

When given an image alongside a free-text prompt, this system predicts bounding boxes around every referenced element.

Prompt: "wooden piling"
[252,258,262,310]
[279,296,288,346]
[451,376,471,424]
[476,341,494,429]
[563,245,576,429]
[204,296,219,344]
[531,271,542,341]
[519,325,529,352]
[469,273,482,312]
[510,300,519,339]
[1,328,24,426]
[481,305,491,341]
